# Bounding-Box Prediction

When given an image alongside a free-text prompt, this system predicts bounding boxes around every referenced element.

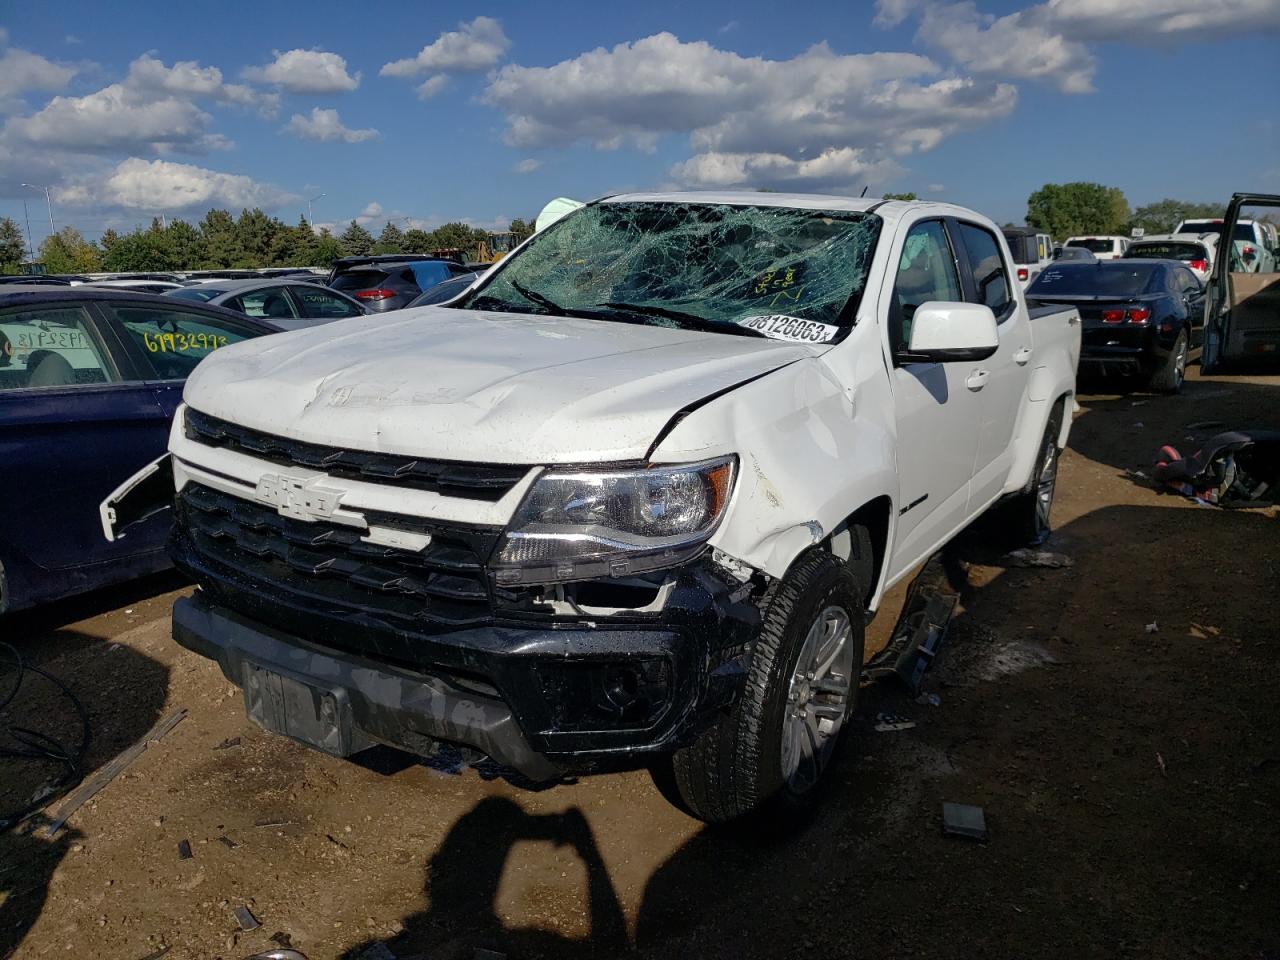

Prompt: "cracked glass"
[459,201,882,341]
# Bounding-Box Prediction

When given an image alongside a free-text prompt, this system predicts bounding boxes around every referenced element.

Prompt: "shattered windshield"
[458,201,882,342]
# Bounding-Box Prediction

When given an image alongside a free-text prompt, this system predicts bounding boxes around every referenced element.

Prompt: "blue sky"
[1,0,1278,245]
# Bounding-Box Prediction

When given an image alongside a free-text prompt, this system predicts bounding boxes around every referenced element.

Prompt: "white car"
[104,193,1081,823]
[1063,235,1130,260]
[1126,234,1216,282]
[1003,227,1055,288]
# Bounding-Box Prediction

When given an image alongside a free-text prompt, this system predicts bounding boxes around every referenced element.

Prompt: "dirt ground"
[3,365,1278,960]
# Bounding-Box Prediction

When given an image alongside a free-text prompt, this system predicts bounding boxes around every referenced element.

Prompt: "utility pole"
[307,192,325,226]
[21,183,56,238]
[22,199,34,260]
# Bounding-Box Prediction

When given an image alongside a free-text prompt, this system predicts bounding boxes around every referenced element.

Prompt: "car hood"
[182,306,822,464]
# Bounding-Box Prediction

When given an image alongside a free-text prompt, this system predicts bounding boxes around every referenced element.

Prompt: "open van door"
[100,454,173,542]
[1202,192,1280,372]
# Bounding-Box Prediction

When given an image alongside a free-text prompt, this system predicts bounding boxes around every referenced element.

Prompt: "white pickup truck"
[104,193,1081,823]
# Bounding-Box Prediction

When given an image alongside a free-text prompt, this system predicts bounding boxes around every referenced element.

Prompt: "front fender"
[651,352,897,590]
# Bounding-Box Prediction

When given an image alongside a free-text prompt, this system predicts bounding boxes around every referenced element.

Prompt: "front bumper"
[171,538,761,779]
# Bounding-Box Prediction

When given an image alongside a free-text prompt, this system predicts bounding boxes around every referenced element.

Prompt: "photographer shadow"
[339,795,628,960]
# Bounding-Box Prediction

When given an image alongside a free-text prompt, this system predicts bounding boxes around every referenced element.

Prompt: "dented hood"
[182,307,821,464]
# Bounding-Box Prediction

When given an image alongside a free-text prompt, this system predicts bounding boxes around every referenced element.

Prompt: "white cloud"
[876,0,1280,94]
[54,157,295,211]
[126,53,278,115]
[416,75,449,99]
[283,107,378,143]
[0,44,79,110]
[4,84,229,154]
[485,33,1015,190]
[515,158,540,174]
[381,16,510,77]
[928,182,945,192]
[915,2,1095,94]
[244,49,360,93]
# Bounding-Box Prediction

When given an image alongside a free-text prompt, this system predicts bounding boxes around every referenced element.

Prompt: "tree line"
[0,211,537,275]
[1022,182,1276,240]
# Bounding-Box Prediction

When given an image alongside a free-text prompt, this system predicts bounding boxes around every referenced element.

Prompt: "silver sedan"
[164,278,368,330]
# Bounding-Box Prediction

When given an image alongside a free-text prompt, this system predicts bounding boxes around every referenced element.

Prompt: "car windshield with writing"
[1028,262,1160,297]
[458,201,882,343]
[1128,241,1207,264]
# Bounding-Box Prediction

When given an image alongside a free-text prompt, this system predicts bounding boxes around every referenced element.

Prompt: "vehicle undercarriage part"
[862,553,957,694]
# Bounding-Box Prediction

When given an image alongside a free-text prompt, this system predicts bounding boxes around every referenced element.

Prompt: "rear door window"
[0,304,119,391]
[104,304,265,380]
[289,285,363,319]
[230,286,299,321]
[956,222,1013,320]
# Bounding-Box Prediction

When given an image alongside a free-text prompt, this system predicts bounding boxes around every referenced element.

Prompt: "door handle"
[965,369,989,391]
[1013,347,1033,365]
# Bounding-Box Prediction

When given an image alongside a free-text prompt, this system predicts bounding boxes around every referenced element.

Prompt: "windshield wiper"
[511,280,565,314]
[597,301,766,338]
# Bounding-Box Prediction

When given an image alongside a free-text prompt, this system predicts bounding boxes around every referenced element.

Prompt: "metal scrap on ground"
[942,802,988,841]
[1005,548,1073,568]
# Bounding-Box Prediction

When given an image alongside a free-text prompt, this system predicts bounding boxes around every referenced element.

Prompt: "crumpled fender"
[650,344,897,596]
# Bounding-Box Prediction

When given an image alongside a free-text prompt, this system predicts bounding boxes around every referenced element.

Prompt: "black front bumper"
[171,530,761,779]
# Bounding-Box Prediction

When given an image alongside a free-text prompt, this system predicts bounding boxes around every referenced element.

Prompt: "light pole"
[21,183,56,238]
[307,192,325,226]
[22,199,34,260]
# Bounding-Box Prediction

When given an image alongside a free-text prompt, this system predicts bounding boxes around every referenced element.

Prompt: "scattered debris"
[218,835,239,850]
[233,905,261,932]
[1153,432,1279,507]
[1130,400,1148,407]
[1133,421,1145,429]
[254,818,294,828]
[942,802,988,841]
[1145,622,1160,634]
[214,737,242,751]
[1156,753,1167,777]
[863,552,957,693]
[1005,548,1073,569]
[245,952,308,960]
[1185,420,1225,431]
[874,712,917,732]
[915,692,942,707]
[45,708,187,837]
[177,839,193,861]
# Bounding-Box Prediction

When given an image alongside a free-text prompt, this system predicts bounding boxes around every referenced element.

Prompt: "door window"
[957,222,1013,319]
[230,287,299,321]
[105,304,263,380]
[891,220,962,353]
[0,305,118,391]
[290,285,363,319]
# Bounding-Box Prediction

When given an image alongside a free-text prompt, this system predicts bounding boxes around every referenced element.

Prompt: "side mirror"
[901,301,999,363]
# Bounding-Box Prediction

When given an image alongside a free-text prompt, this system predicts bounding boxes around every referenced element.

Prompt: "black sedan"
[0,286,276,612]
[1026,259,1205,392]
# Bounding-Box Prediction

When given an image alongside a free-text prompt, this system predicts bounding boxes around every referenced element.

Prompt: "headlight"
[493,456,736,585]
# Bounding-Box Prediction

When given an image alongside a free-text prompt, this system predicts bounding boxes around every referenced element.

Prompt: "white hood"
[183,307,820,464]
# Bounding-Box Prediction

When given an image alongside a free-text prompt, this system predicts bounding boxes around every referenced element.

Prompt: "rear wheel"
[671,549,865,824]
[992,409,1062,547]
[1149,328,1188,394]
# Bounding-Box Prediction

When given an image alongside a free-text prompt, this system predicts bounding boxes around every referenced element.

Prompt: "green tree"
[372,221,405,255]
[402,228,433,254]
[165,219,206,269]
[199,209,239,267]
[235,208,289,267]
[882,192,918,201]
[102,226,172,272]
[0,217,26,272]
[313,228,345,267]
[1026,182,1130,240]
[39,226,102,274]
[425,221,486,254]
[284,218,319,266]
[1128,199,1223,236]
[339,220,375,256]
[509,218,534,243]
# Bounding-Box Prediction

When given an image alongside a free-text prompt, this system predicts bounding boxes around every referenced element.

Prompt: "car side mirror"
[900,301,999,363]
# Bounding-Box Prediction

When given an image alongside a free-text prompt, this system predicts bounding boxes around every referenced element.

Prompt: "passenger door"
[1203,193,1280,370]
[951,220,1034,511]
[0,301,169,576]
[888,219,985,572]
[97,302,272,419]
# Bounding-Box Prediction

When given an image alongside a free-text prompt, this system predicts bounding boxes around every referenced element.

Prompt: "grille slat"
[183,407,528,501]
[179,483,497,625]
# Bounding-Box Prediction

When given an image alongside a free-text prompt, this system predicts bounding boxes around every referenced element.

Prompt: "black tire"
[993,407,1063,547]
[1149,327,1189,394]
[670,549,865,824]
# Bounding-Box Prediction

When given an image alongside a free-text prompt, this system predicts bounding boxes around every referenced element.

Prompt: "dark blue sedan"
[0,287,277,613]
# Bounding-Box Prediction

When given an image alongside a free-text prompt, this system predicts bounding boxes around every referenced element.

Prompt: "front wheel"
[1149,328,1188,394]
[670,549,865,824]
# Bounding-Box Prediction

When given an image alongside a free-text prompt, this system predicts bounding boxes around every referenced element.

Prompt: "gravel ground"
[2,365,1278,960]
